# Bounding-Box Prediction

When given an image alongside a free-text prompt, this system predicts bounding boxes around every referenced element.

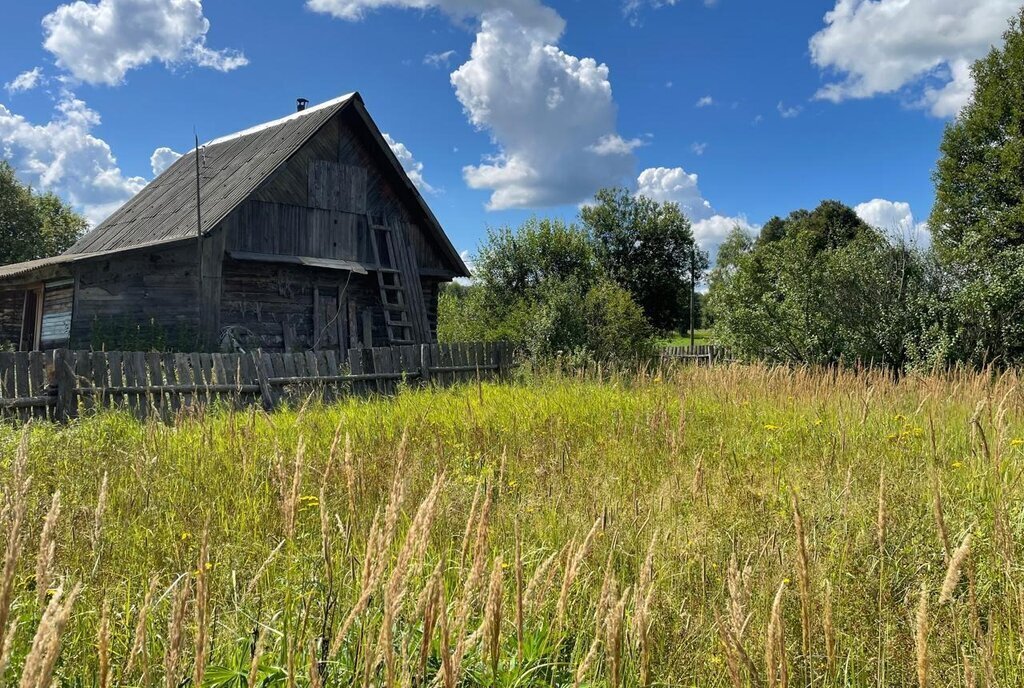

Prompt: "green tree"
[707,224,754,294]
[581,188,708,333]
[708,201,928,368]
[930,8,1024,365]
[0,162,86,264]
[472,218,601,304]
[757,216,787,245]
[437,217,653,359]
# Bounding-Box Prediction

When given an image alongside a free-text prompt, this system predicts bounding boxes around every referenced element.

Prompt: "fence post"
[254,352,275,411]
[420,344,431,386]
[498,342,510,380]
[54,349,77,422]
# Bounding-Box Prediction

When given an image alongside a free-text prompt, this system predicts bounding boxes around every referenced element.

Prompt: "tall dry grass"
[0,362,1021,685]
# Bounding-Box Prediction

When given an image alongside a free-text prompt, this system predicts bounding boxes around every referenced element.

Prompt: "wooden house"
[0,93,470,354]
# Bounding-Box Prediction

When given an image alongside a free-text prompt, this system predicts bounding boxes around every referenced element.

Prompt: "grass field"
[1,363,1022,687]
[657,329,713,348]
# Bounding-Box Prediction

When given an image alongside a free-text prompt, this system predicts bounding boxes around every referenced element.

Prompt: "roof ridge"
[204,92,357,147]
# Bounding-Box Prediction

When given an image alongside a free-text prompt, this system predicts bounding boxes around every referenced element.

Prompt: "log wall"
[71,244,200,350]
[219,259,385,352]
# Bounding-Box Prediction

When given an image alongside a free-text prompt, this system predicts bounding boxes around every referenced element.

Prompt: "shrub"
[438,219,655,361]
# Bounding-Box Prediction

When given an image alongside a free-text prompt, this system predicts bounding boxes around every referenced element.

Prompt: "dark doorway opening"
[19,287,42,351]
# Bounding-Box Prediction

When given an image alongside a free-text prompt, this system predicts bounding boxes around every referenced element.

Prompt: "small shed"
[0,93,470,353]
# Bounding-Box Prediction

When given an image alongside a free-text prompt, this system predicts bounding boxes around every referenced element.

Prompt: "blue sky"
[0,0,1017,263]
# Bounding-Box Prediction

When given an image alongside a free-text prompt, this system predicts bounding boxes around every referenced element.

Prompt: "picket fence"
[661,344,736,364]
[0,342,513,422]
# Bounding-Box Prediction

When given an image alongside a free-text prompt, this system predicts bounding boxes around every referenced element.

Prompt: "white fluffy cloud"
[588,134,645,156]
[636,166,712,219]
[0,92,147,225]
[450,11,636,209]
[810,0,1017,117]
[695,95,713,108]
[150,146,182,176]
[854,198,930,245]
[5,68,44,94]
[310,0,639,210]
[636,166,755,264]
[42,0,248,86]
[383,133,436,194]
[692,214,757,259]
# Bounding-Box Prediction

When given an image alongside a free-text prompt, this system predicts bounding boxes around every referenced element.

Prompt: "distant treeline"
[443,10,1024,371]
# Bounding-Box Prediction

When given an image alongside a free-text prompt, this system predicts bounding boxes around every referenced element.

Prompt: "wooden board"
[0,342,513,422]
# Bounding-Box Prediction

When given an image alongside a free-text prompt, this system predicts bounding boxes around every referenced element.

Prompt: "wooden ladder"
[369,223,416,345]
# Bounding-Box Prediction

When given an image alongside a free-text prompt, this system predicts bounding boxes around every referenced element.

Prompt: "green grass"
[657,328,713,347]
[0,364,1022,686]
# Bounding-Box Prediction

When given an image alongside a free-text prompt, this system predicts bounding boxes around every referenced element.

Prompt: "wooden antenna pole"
[689,245,696,349]
[195,131,204,348]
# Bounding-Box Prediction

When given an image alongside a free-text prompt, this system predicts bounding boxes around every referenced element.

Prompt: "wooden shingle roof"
[62,93,469,277]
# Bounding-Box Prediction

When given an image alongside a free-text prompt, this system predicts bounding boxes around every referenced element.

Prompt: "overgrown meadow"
[1,364,1023,687]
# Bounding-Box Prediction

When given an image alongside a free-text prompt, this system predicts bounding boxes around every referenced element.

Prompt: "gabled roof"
[68,93,356,255]
[62,92,470,277]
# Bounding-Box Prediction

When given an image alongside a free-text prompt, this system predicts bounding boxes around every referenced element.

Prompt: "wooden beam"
[361,309,372,348]
[313,286,321,351]
[337,284,347,355]
[198,226,227,351]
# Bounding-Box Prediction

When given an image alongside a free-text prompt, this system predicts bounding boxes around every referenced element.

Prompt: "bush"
[437,218,655,361]
[707,201,932,368]
[581,279,654,359]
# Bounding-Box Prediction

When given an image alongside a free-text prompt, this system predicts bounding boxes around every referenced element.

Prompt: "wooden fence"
[0,342,513,422]
[661,344,736,365]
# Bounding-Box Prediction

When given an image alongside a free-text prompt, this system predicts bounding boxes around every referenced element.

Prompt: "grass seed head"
[939,532,972,605]
[915,582,929,688]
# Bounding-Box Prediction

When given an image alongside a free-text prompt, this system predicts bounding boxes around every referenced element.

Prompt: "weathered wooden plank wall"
[71,244,200,349]
[0,290,25,349]
[0,342,513,422]
[226,201,374,264]
[219,261,384,352]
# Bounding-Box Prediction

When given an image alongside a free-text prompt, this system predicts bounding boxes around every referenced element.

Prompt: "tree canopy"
[0,162,86,265]
[438,217,653,360]
[929,8,1024,365]
[581,188,707,333]
[707,201,930,368]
